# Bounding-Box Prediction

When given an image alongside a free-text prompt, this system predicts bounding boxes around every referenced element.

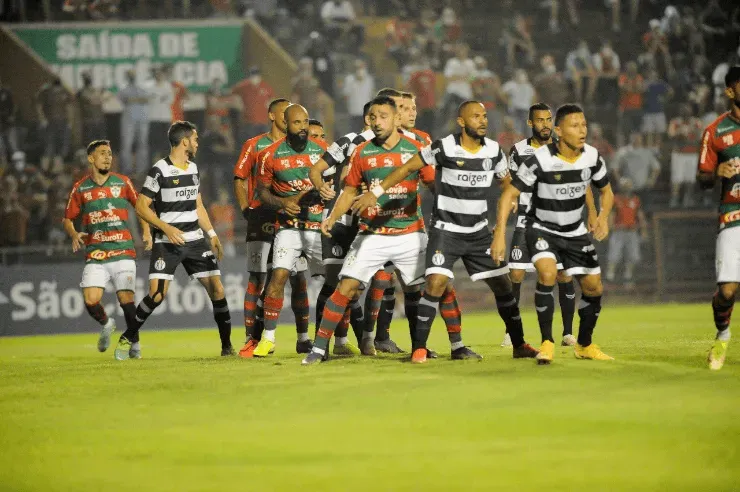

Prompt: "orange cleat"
[411,348,428,364]
[238,338,259,358]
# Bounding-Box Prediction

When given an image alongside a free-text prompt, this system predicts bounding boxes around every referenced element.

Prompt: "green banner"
[11,21,245,92]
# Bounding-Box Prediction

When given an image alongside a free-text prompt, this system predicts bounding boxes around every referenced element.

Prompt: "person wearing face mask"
[77,72,110,146]
[592,41,621,108]
[36,76,72,174]
[565,40,597,103]
[502,70,536,135]
[533,55,569,111]
[342,59,375,132]
[231,66,275,142]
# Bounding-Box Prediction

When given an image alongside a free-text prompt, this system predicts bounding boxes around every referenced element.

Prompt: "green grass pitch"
[0,303,738,492]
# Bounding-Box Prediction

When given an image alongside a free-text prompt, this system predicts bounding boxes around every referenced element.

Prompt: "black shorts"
[246,207,277,243]
[322,218,359,265]
[524,227,600,275]
[149,239,221,280]
[426,227,509,281]
[509,227,565,271]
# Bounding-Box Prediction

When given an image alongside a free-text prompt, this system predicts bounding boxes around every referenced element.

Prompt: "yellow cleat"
[708,339,729,371]
[574,343,614,360]
[253,339,275,358]
[536,340,555,365]
[333,342,360,356]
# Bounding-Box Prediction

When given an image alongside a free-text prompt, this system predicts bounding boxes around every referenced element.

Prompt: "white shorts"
[272,228,324,276]
[340,232,427,286]
[246,241,308,274]
[670,152,698,185]
[80,259,136,291]
[642,112,666,134]
[716,227,740,283]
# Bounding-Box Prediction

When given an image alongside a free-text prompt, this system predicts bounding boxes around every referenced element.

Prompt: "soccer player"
[492,104,615,364]
[252,104,328,357]
[115,121,234,358]
[353,100,538,361]
[302,95,432,365]
[697,66,740,371]
[505,103,597,348]
[400,91,433,146]
[63,140,152,355]
[233,98,312,357]
[308,119,326,141]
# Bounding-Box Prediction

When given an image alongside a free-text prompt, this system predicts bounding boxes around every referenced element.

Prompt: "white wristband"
[371,185,384,198]
[207,229,217,238]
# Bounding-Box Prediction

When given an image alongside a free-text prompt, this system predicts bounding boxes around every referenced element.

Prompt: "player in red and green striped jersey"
[63,140,152,356]
[697,66,740,371]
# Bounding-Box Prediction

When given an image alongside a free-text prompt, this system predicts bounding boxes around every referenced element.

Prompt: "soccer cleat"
[221,346,236,357]
[561,334,577,347]
[512,343,539,359]
[238,339,259,358]
[536,340,555,365]
[296,339,314,354]
[301,351,324,366]
[333,342,360,356]
[253,339,275,358]
[426,349,438,359]
[97,318,116,352]
[500,332,513,347]
[451,346,483,360]
[360,337,377,356]
[375,338,405,353]
[708,339,729,371]
[411,348,427,364]
[574,343,614,360]
[129,342,142,359]
[114,337,131,361]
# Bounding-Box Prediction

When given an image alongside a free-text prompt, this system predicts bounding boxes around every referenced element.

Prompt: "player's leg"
[111,260,138,357]
[243,236,270,345]
[709,227,740,370]
[289,267,311,351]
[506,227,532,346]
[80,263,116,352]
[556,269,576,346]
[375,270,398,344]
[526,228,559,364]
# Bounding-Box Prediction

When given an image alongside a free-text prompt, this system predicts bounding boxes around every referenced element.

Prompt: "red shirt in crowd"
[232,79,275,124]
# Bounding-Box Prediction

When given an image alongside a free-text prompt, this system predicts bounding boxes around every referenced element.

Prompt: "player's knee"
[425,274,448,297]
[149,279,168,303]
[337,280,359,299]
[556,271,572,283]
[718,283,737,302]
[537,269,557,286]
[83,290,102,306]
[116,290,134,304]
[581,276,603,297]
[209,282,225,300]
[267,268,290,293]
[509,269,526,284]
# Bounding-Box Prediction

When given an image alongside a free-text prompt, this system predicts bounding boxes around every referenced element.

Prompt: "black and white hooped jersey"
[141,157,202,244]
[509,138,540,229]
[511,143,609,237]
[420,133,508,234]
[322,129,375,210]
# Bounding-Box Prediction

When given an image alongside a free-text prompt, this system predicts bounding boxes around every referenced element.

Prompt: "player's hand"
[142,233,153,251]
[510,200,518,215]
[587,214,598,234]
[164,225,185,245]
[592,216,609,242]
[321,217,335,237]
[350,192,378,215]
[319,180,336,201]
[71,232,88,252]
[210,235,224,261]
[717,159,740,179]
[281,190,309,217]
[491,230,507,267]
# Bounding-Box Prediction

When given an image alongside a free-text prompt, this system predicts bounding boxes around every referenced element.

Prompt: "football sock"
[440,287,462,349]
[335,306,351,340]
[243,276,263,340]
[577,295,602,347]
[122,295,160,343]
[512,281,522,306]
[349,299,364,343]
[120,302,137,333]
[251,297,265,341]
[212,298,232,349]
[534,283,555,343]
[558,280,576,336]
[312,291,351,353]
[414,292,440,351]
[712,291,734,337]
[289,274,310,336]
[261,296,283,343]
[375,285,397,342]
[363,271,391,335]
[315,283,335,336]
[85,302,108,326]
[404,290,421,344]
[496,292,525,347]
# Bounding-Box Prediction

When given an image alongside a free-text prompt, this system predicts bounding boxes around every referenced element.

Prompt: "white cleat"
[561,334,577,347]
[500,333,512,347]
[97,318,116,352]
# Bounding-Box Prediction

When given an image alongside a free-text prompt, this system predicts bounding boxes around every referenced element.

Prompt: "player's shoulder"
[71,174,92,192]
[307,137,328,151]
[512,138,532,155]
[708,112,739,136]
[246,132,269,149]
[481,137,502,156]
[581,143,601,163]
[399,134,423,150]
[261,137,287,159]
[109,172,133,184]
[411,128,432,145]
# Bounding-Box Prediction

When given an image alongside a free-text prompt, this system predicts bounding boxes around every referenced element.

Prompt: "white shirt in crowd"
[343,71,375,117]
[501,80,535,111]
[321,1,355,24]
[147,80,174,123]
[444,56,476,99]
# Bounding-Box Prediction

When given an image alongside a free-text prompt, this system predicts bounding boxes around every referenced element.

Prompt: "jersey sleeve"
[419,140,442,167]
[344,148,364,188]
[419,164,436,185]
[258,148,275,187]
[508,146,523,173]
[141,166,162,198]
[511,155,539,193]
[323,135,350,169]
[233,140,254,180]
[493,147,509,180]
[592,154,610,189]
[123,176,138,206]
[698,126,718,174]
[64,184,82,220]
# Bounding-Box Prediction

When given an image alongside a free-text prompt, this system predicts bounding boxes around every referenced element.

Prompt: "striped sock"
[377,286,397,342]
[712,291,735,334]
[212,298,232,349]
[440,287,462,348]
[335,307,352,341]
[243,277,263,340]
[262,296,283,343]
[289,274,310,336]
[535,283,555,343]
[122,295,159,343]
[312,291,351,353]
[363,271,391,335]
[496,292,524,347]
[315,283,335,335]
[85,302,108,326]
[577,295,602,347]
[414,292,439,350]
[404,290,421,344]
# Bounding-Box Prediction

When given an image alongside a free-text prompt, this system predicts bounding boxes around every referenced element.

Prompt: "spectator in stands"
[36,77,71,174]
[533,54,568,110]
[565,40,597,103]
[342,59,375,132]
[312,79,335,142]
[502,69,535,135]
[407,55,437,134]
[0,76,18,170]
[291,58,321,119]
[472,55,505,134]
[699,0,729,55]
[643,18,673,75]
[703,99,728,127]
[117,69,150,176]
[496,116,523,157]
[667,104,704,208]
[209,188,236,257]
[618,61,645,146]
[76,72,108,147]
[606,177,647,287]
[232,66,274,143]
[320,0,356,42]
[677,55,712,115]
[546,0,580,33]
[504,14,536,67]
[146,66,174,161]
[442,42,476,131]
[0,190,29,247]
[437,6,461,43]
[588,123,615,162]
[386,9,415,69]
[612,132,661,200]
[201,108,235,198]
[592,41,621,108]
[642,68,672,149]
[165,64,188,123]
[302,31,336,98]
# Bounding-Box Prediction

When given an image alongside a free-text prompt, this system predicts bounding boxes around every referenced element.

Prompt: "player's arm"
[322,185,359,237]
[135,194,184,245]
[256,155,307,217]
[123,176,152,250]
[62,185,87,252]
[495,147,515,209]
[590,156,614,242]
[350,153,425,215]
[697,126,739,188]
[195,193,224,261]
[585,186,598,232]
[309,158,335,201]
[492,157,538,265]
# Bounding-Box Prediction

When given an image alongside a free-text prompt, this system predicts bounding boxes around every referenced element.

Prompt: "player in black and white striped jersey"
[492,104,615,365]
[352,100,539,361]
[116,121,235,357]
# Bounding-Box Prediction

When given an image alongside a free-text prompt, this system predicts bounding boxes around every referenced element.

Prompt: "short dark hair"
[268,98,290,113]
[376,87,403,98]
[554,104,584,126]
[168,121,197,148]
[363,101,373,117]
[368,96,397,112]
[400,91,415,99]
[457,100,483,116]
[86,139,110,155]
[528,102,551,121]
[725,66,740,87]
[308,119,323,127]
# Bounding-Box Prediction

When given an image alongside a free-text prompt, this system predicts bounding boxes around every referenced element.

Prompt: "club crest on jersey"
[482,158,493,171]
[383,157,394,167]
[535,238,549,251]
[154,257,166,271]
[262,223,275,235]
[110,186,121,198]
[432,250,445,266]
[581,168,592,181]
[332,245,343,257]
[309,153,320,164]
[511,247,523,261]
